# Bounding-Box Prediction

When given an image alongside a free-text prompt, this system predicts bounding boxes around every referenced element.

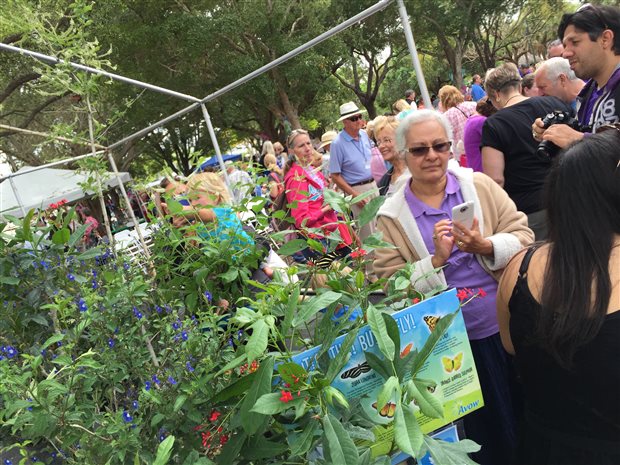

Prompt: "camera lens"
[460,206,467,212]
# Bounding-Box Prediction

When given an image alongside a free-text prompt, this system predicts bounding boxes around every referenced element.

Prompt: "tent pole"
[200,104,231,188]
[0,43,201,104]
[8,176,27,217]
[106,0,392,151]
[106,151,151,258]
[396,0,432,109]
[0,150,106,183]
[85,96,115,249]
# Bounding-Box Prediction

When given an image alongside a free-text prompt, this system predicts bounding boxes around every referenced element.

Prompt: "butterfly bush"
[0,199,479,465]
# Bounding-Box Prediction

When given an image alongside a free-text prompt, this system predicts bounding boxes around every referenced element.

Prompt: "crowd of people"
[145,5,620,464]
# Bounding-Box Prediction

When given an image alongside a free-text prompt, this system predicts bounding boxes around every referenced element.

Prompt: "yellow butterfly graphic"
[423,315,441,332]
[441,352,464,373]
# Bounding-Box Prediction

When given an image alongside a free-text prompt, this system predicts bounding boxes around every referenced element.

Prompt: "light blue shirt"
[328,129,372,184]
[471,83,486,102]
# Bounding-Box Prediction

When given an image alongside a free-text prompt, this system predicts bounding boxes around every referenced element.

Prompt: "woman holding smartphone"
[374,110,534,465]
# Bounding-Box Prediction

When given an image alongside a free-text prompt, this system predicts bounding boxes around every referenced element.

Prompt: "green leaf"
[41,333,64,350]
[357,194,385,228]
[292,290,342,326]
[326,328,359,382]
[246,319,269,362]
[152,435,175,465]
[209,372,256,405]
[250,392,302,415]
[241,435,289,460]
[51,228,70,245]
[68,223,89,247]
[78,247,102,260]
[423,436,481,465]
[394,403,423,458]
[240,356,274,434]
[376,376,399,411]
[216,431,247,465]
[22,209,35,243]
[220,268,239,283]
[323,189,348,214]
[277,362,307,387]
[322,413,359,465]
[151,413,165,427]
[276,239,307,256]
[213,354,246,378]
[367,305,395,361]
[382,313,401,362]
[408,379,443,419]
[0,276,20,285]
[289,419,319,457]
[410,310,458,376]
[363,351,392,381]
[173,395,187,413]
[281,284,300,335]
[166,199,184,215]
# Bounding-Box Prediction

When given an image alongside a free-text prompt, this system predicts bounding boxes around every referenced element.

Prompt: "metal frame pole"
[0,150,106,183]
[8,176,27,217]
[396,0,432,109]
[107,0,393,150]
[0,43,201,103]
[200,104,231,187]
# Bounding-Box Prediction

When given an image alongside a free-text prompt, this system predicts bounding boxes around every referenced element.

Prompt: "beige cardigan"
[374,168,534,294]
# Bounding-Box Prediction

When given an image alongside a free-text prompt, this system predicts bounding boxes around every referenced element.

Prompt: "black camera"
[536,110,587,159]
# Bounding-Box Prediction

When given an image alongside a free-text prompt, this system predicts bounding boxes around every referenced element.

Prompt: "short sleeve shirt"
[329,130,372,184]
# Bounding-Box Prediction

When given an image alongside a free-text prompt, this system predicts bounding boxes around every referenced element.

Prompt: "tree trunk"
[454,41,465,90]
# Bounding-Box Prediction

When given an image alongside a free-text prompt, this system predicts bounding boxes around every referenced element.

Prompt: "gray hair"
[395,110,454,153]
[547,38,563,49]
[539,57,577,82]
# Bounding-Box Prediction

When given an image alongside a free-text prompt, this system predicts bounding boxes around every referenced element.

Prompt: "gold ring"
[457,240,464,248]
[432,234,437,240]
[532,131,537,139]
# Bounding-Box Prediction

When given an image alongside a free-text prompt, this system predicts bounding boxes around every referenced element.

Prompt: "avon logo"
[458,400,480,415]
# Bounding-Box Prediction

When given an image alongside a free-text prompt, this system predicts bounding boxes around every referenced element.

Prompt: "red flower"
[219,434,229,445]
[350,249,368,259]
[456,288,469,302]
[201,431,212,447]
[279,390,293,403]
[209,410,221,422]
[478,288,487,297]
[412,298,420,304]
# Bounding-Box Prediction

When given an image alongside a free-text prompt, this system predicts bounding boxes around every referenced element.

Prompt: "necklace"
[503,94,524,107]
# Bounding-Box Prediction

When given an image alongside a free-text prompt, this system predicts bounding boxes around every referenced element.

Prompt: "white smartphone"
[451,201,475,230]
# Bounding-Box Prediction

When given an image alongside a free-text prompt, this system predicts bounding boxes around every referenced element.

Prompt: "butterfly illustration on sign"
[441,352,464,373]
[423,315,441,332]
[340,361,371,380]
[372,401,396,418]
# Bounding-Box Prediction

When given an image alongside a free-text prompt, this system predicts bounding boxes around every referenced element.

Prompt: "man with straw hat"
[329,101,378,261]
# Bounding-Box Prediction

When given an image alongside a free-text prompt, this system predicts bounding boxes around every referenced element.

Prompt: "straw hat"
[318,130,338,149]
[337,101,366,122]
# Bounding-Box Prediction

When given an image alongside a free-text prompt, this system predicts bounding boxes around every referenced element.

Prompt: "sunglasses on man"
[347,115,363,122]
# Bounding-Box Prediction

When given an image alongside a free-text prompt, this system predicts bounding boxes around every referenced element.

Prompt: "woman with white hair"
[374,110,534,465]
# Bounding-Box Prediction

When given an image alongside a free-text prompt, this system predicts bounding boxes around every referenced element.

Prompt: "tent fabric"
[194,153,241,172]
[0,166,131,218]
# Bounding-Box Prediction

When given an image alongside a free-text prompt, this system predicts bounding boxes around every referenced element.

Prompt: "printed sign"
[291,289,483,455]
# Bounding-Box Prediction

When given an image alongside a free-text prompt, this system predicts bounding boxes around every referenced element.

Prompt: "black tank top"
[508,248,620,456]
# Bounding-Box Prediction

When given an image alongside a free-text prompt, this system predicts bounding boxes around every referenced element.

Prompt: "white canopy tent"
[0,166,131,218]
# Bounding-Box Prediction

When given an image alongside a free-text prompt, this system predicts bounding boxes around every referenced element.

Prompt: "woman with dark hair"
[283,129,354,263]
[463,97,497,172]
[481,63,571,240]
[497,128,620,465]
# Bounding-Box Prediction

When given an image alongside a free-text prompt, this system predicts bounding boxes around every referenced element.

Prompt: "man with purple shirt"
[533,4,620,146]
[374,110,534,465]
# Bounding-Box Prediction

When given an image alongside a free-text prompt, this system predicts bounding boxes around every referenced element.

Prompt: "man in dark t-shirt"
[481,96,571,237]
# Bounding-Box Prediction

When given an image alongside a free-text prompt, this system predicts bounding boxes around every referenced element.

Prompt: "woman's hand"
[452,218,494,256]
[431,219,454,268]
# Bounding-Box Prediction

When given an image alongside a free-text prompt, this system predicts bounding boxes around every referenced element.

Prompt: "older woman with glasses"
[374,110,534,465]
[373,115,410,197]
[284,129,354,263]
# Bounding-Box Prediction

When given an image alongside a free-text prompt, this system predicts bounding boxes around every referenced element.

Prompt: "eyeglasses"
[576,3,609,30]
[347,115,363,122]
[407,141,452,157]
[376,138,393,147]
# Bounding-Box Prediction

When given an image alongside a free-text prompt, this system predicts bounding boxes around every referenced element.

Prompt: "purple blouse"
[404,173,499,340]
[462,115,486,172]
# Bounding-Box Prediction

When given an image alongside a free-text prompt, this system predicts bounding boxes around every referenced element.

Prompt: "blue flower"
[155,305,162,314]
[228,338,234,347]
[132,400,139,410]
[152,375,161,386]
[108,338,115,348]
[5,459,14,465]
[123,262,130,271]
[40,260,49,270]
[167,376,177,385]
[186,361,195,372]
[172,321,181,330]
[204,290,212,303]
[5,346,18,359]
[91,269,97,278]
[133,307,143,319]
[237,329,244,340]
[91,280,98,290]
[181,331,188,341]
[67,273,75,281]
[77,298,88,312]
[122,410,133,423]
[145,381,151,391]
